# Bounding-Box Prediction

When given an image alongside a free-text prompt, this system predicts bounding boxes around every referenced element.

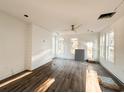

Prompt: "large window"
[87,41,97,60]
[106,32,114,63]
[100,31,114,63]
[71,38,79,54]
[87,42,93,60]
[100,34,105,58]
[57,37,64,54]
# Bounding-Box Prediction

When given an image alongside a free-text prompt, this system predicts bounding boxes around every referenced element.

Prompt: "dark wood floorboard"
[0,59,122,92]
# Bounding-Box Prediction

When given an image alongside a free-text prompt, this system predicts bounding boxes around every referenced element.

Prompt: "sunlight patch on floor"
[86,65,102,92]
[35,78,55,92]
[0,72,32,88]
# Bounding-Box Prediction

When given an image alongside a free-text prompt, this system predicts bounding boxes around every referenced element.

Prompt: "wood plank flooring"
[0,59,122,92]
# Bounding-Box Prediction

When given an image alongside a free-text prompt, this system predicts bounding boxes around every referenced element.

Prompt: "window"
[57,37,64,54]
[106,32,114,63]
[100,31,114,63]
[71,38,79,54]
[100,34,105,58]
[87,41,97,60]
[87,42,93,60]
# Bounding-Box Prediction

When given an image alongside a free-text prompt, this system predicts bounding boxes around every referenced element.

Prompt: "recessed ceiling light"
[24,14,29,18]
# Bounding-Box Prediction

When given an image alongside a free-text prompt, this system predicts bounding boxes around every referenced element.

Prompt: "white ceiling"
[0,0,124,33]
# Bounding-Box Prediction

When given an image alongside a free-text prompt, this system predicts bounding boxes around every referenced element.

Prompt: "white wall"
[0,11,28,80]
[100,16,124,83]
[32,24,53,70]
[0,11,53,80]
[24,24,32,70]
[56,33,99,60]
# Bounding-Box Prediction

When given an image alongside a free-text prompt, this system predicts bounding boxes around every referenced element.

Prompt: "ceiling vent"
[24,14,29,18]
[98,12,116,20]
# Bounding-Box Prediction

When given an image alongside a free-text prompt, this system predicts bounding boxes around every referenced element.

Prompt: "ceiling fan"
[65,24,82,32]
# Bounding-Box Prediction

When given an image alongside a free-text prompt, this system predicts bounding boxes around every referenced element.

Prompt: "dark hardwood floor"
[0,59,122,92]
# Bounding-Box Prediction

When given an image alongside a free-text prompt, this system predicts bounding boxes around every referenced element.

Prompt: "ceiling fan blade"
[75,24,82,29]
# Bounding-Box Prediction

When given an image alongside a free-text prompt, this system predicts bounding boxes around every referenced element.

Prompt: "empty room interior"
[0,0,124,92]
